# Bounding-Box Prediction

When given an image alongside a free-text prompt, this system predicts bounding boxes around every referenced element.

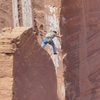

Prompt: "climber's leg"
[41,38,47,48]
[49,40,57,54]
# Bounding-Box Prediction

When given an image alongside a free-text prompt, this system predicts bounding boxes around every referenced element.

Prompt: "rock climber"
[40,30,62,55]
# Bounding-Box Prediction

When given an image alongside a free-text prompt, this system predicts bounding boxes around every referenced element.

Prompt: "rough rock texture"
[0,0,12,30]
[32,0,46,32]
[32,1,65,100]
[0,27,59,100]
[60,0,100,100]
[0,27,29,100]
[12,28,58,100]
[32,0,61,32]
[0,29,13,100]
[1,0,100,100]
[0,28,22,100]
[0,1,65,100]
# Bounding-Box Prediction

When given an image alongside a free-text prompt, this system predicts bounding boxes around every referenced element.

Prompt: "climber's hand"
[60,34,63,38]
[56,34,63,38]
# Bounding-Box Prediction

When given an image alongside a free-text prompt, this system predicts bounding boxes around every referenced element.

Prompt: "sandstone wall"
[0,27,30,100]
[12,28,58,100]
[0,29,13,100]
[1,0,100,100]
[32,0,46,32]
[0,27,59,100]
[0,0,12,30]
[60,0,100,100]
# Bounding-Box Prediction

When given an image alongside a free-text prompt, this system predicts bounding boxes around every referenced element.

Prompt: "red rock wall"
[12,28,59,100]
[60,0,100,100]
[0,29,13,100]
[0,0,12,30]
[32,0,46,31]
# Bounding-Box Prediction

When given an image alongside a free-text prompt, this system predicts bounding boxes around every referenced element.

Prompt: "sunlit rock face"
[60,0,100,100]
[0,0,12,30]
[1,0,100,100]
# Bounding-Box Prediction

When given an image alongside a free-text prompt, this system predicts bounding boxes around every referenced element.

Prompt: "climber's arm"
[39,30,46,37]
[55,34,63,38]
